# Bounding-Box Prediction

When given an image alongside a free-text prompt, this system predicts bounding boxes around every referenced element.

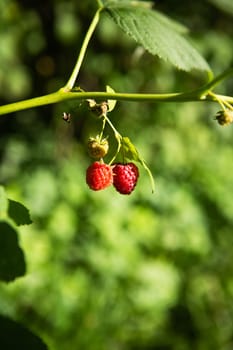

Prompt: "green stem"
[96,0,103,7]
[198,67,233,96]
[104,114,122,164]
[207,92,233,105]
[63,8,102,91]
[0,89,233,116]
[109,133,122,165]
[208,91,226,110]
[223,101,233,110]
[99,115,106,140]
[105,114,121,137]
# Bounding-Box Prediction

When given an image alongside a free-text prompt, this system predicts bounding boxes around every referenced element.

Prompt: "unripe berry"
[87,136,109,159]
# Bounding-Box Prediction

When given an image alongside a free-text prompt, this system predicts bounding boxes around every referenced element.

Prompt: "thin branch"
[0,89,233,116]
[199,67,233,95]
[63,8,102,91]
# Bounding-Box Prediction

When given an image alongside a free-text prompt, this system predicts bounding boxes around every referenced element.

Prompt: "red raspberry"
[86,162,113,191]
[113,163,139,194]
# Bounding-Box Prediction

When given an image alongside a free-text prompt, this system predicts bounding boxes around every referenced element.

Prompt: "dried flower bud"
[215,109,233,126]
[87,100,108,117]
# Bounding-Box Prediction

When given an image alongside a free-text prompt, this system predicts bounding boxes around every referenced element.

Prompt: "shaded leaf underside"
[8,199,33,226]
[0,221,26,282]
[0,314,48,350]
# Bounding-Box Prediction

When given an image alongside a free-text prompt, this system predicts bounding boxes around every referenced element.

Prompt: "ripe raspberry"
[86,162,113,191]
[113,163,139,195]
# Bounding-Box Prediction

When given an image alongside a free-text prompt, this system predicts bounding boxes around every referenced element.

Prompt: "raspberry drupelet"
[112,163,139,194]
[86,162,113,191]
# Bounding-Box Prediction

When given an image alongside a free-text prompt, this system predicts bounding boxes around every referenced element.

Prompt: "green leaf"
[0,186,8,219]
[104,5,211,73]
[102,0,153,9]
[121,136,140,161]
[0,314,48,350]
[208,0,233,16]
[0,187,32,226]
[103,0,188,34]
[106,85,117,112]
[8,199,32,226]
[121,137,155,192]
[0,220,26,282]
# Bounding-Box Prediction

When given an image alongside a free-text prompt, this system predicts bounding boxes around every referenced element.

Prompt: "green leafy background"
[0,0,233,349]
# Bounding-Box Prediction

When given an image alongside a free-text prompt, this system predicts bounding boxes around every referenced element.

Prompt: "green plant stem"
[0,89,233,116]
[99,116,107,140]
[63,8,101,91]
[96,0,103,7]
[199,67,233,95]
[104,114,122,164]
[208,93,233,105]
[208,91,226,110]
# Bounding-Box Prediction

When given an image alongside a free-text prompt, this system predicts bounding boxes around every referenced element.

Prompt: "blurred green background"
[0,0,233,349]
